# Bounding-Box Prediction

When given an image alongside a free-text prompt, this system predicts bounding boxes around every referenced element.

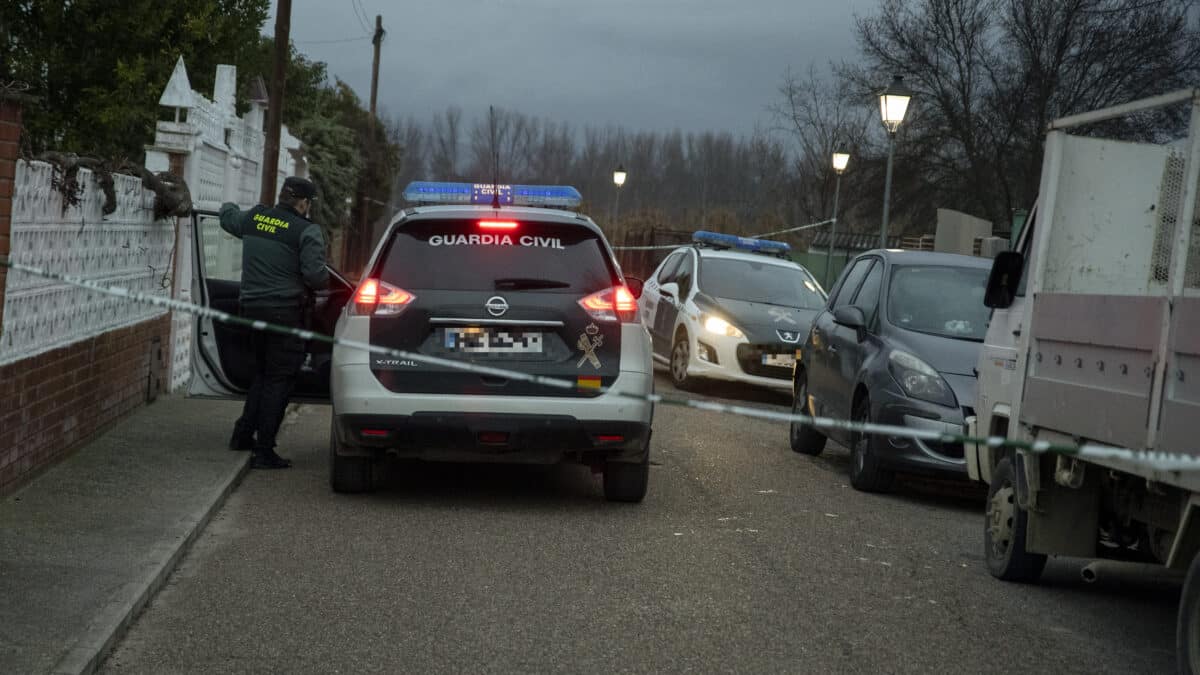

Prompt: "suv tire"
[790,369,826,455]
[604,454,649,503]
[329,423,375,494]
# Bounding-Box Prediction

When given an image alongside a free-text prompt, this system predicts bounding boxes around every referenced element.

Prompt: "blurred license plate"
[762,353,795,368]
[444,327,543,354]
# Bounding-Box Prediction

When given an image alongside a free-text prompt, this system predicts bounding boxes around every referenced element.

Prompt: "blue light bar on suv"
[403,181,583,209]
[693,230,792,254]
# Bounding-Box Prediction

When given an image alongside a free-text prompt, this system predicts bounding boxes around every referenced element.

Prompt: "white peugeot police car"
[189,182,655,502]
[640,232,827,392]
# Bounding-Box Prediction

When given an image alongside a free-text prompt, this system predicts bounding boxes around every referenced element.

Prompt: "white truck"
[968,88,1200,670]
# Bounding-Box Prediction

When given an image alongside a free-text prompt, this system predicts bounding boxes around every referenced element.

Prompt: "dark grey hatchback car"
[789,250,991,492]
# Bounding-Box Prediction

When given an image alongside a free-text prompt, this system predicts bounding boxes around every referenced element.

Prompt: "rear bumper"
[334,412,650,463]
[332,362,653,462]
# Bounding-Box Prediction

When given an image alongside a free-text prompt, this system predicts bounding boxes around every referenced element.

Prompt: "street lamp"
[612,164,627,225]
[826,151,850,287]
[878,75,913,249]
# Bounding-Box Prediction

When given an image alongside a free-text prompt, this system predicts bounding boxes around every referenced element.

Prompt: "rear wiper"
[493,277,571,290]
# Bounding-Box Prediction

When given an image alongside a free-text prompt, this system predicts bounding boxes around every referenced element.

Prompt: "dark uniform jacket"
[218,202,330,308]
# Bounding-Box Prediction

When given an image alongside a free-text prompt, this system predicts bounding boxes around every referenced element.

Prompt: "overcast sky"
[272,0,875,136]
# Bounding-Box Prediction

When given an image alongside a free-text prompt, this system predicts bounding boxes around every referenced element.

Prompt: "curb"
[49,453,251,675]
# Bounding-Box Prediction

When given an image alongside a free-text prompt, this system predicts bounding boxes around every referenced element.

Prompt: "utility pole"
[350,14,385,275]
[260,0,291,205]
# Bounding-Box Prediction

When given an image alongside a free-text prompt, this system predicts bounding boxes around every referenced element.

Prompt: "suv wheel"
[604,452,649,503]
[670,332,695,390]
[329,422,376,494]
[790,369,826,455]
[849,396,894,492]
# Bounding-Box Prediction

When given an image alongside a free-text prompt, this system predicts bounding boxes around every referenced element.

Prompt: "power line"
[352,0,371,32]
[293,35,371,44]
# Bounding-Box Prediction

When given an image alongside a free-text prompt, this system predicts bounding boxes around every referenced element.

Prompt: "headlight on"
[703,314,744,339]
[888,350,956,407]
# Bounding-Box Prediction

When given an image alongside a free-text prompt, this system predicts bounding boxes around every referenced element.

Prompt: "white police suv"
[640,232,827,392]
[189,182,655,501]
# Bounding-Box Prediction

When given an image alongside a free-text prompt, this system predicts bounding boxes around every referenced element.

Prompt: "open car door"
[188,209,354,402]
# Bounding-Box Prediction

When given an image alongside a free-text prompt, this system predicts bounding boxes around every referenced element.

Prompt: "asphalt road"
[103,373,1179,674]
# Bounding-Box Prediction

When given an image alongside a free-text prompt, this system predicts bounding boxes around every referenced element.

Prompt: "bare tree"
[429,106,462,180]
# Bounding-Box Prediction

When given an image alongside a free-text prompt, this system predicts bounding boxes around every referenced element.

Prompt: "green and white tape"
[2,256,1198,472]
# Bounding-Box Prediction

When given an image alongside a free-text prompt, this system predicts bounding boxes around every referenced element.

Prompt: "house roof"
[809,231,903,250]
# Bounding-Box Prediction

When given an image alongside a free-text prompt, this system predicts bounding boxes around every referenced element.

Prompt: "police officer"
[219,176,329,469]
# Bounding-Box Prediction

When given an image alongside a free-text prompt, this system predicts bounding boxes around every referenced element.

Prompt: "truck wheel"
[329,423,375,494]
[604,454,649,503]
[790,370,826,456]
[849,396,894,492]
[985,456,1046,582]
[670,332,696,391]
[1178,554,1200,674]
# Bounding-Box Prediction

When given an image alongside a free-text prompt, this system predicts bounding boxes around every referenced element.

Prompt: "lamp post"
[826,152,850,287]
[612,164,627,226]
[878,75,913,249]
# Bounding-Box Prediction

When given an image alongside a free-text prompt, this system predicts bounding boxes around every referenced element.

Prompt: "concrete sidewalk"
[0,396,252,674]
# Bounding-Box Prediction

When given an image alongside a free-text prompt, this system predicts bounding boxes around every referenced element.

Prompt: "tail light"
[478,220,518,230]
[353,278,415,316]
[579,286,638,323]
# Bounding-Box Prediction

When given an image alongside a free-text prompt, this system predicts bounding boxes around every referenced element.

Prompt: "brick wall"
[0,96,20,331]
[0,315,170,495]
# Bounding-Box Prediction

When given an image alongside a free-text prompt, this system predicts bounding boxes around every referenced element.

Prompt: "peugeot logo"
[777,329,801,343]
[485,296,509,317]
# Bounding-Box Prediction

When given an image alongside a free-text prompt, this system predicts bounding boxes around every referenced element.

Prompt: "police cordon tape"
[2,256,1198,472]
[611,219,836,251]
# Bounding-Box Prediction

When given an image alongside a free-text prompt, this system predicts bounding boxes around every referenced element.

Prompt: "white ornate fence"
[143,58,307,391]
[0,161,175,365]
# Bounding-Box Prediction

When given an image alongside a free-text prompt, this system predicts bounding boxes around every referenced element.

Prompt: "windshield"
[698,258,826,309]
[888,265,990,340]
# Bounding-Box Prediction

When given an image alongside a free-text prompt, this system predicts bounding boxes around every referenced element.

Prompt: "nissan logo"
[485,296,509,317]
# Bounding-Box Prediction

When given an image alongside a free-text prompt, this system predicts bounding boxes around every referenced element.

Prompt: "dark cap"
[282,176,317,200]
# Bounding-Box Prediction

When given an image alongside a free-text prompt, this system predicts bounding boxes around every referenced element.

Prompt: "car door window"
[852,261,883,327]
[675,251,695,298]
[657,252,684,284]
[198,212,243,282]
[831,259,872,309]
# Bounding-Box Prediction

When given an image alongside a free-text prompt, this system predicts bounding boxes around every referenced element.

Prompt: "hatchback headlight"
[888,350,955,407]
[702,314,744,339]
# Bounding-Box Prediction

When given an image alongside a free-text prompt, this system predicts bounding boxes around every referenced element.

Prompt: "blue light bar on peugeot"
[402,181,583,209]
[693,230,792,254]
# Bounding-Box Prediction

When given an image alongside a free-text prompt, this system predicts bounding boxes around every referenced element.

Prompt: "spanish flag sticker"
[577,375,602,390]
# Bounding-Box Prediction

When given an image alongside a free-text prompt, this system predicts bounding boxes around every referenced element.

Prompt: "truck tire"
[604,454,649,503]
[329,423,375,494]
[1178,554,1200,674]
[985,456,1046,582]
[790,370,826,456]
[849,396,894,492]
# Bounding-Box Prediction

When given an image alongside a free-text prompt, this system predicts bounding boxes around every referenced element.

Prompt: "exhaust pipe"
[1081,562,1100,584]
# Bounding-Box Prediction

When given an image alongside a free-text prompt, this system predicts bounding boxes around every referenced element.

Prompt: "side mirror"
[659,281,679,301]
[625,277,644,299]
[984,251,1025,309]
[832,305,866,330]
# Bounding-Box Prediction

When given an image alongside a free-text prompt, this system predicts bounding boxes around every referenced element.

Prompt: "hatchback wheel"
[849,396,894,492]
[790,370,826,455]
[329,423,376,494]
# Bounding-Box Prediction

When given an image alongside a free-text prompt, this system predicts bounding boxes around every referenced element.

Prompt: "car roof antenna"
[489,105,501,210]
